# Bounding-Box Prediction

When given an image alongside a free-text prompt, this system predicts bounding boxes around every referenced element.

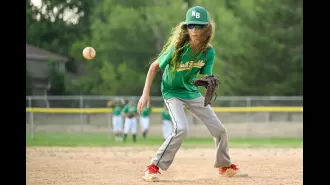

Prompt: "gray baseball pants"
[151,96,232,171]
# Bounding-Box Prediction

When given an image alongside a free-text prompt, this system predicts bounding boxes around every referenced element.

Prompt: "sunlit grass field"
[26,132,302,148]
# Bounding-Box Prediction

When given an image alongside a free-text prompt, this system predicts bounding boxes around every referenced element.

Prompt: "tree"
[69,0,187,95]
[217,0,303,95]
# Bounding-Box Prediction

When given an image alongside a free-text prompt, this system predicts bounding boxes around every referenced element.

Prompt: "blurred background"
[26,0,303,143]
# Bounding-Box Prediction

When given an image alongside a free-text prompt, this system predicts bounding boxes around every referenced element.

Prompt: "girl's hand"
[137,94,150,114]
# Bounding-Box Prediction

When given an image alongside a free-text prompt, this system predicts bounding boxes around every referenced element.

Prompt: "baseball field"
[26,131,303,185]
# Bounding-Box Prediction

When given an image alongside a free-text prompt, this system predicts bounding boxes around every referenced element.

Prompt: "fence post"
[29,97,34,140]
[80,96,83,124]
[246,97,251,107]
[265,112,270,124]
[244,97,252,138]
[245,97,251,123]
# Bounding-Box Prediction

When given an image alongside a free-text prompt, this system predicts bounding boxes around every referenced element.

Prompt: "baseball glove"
[193,75,220,107]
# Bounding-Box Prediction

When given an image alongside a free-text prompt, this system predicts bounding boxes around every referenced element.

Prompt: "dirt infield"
[26,146,302,185]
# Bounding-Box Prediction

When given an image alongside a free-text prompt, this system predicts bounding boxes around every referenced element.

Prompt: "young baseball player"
[107,97,125,142]
[140,106,152,139]
[137,6,248,181]
[122,97,139,143]
[161,105,172,140]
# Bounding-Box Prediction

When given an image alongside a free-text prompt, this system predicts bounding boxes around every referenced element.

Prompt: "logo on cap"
[191,10,200,18]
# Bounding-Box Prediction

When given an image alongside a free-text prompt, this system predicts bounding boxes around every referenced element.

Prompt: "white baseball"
[82,47,96,60]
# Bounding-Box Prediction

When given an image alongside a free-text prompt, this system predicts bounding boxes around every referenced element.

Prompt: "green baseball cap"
[184,6,209,25]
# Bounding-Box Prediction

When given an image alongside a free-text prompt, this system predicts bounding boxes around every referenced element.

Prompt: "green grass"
[26,132,303,148]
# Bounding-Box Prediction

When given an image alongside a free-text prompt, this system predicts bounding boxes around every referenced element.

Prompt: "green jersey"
[122,104,138,115]
[111,104,123,116]
[141,106,152,117]
[162,109,171,121]
[157,44,215,100]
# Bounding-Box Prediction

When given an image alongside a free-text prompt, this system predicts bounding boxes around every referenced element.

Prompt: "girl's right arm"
[142,61,159,96]
[137,60,160,113]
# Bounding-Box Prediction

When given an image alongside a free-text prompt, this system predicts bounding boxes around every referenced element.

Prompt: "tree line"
[26,0,303,96]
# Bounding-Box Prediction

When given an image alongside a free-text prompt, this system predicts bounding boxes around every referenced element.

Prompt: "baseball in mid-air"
[82,46,96,60]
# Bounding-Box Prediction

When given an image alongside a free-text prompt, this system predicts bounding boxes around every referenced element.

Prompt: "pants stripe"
[156,99,177,166]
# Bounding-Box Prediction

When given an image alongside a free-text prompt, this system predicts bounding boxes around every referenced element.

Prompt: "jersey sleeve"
[200,48,215,75]
[157,44,175,70]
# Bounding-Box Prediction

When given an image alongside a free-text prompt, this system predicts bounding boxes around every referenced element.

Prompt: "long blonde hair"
[152,20,215,78]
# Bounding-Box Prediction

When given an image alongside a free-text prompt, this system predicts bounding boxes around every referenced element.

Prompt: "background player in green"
[122,97,139,143]
[139,106,152,139]
[107,97,125,142]
[137,6,248,182]
[161,104,172,140]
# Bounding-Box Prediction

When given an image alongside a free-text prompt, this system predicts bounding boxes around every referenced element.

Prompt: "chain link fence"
[26,96,303,139]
